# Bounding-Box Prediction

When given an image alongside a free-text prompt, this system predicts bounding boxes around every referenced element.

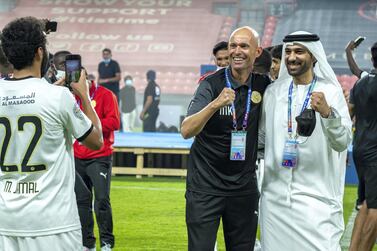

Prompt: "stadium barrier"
[112,132,191,178]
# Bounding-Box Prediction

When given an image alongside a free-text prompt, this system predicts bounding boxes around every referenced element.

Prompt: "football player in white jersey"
[0,16,103,250]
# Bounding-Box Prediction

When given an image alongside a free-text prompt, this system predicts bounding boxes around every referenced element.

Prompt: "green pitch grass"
[91,176,376,250]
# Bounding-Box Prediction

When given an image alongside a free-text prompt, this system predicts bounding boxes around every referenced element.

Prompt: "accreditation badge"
[281,139,298,168]
[91,100,96,108]
[230,131,247,161]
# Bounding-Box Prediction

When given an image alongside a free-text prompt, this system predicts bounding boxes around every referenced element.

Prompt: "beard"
[286,60,311,77]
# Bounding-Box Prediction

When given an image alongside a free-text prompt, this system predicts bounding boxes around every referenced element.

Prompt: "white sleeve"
[59,89,93,140]
[258,87,270,150]
[320,86,353,152]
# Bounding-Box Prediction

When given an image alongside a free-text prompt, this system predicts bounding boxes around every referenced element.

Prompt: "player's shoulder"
[198,71,216,83]
[198,69,225,89]
[40,79,71,95]
[111,59,120,66]
[254,72,270,83]
[252,73,271,90]
[98,84,110,93]
[359,72,377,86]
[264,79,291,97]
[205,68,224,82]
[97,85,116,98]
[10,78,69,94]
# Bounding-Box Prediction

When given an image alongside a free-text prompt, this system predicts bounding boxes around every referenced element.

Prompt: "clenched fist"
[311,92,331,118]
[214,88,235,109]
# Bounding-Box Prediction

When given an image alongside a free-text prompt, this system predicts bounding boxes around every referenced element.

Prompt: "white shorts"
[0,229,83,251]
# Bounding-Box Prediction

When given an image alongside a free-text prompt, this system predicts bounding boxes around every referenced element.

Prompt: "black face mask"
[295,108,316,137]
[40,48,50,78]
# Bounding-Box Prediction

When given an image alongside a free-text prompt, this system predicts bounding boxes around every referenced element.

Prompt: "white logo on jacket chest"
[219,106,233,116]
[100,172,107,179]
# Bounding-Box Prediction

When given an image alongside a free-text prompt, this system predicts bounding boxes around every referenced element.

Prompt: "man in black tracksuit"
[140,70,161,132]
[349,42,377,251]
[181,26,270,251]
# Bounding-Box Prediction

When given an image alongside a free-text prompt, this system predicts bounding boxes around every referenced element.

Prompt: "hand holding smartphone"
[354,36,365,48]
[65,54,81,90]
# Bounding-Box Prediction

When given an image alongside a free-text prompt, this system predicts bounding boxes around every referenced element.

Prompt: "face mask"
[125,79,133,85]
[40,48,50,77]
[55,70,65,80]
[295,108,316,137]
[103,59,111,64]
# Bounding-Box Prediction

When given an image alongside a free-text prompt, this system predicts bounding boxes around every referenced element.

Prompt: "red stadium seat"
[266,16,277,22]
[264,28,275,36]
[265,21,276,29]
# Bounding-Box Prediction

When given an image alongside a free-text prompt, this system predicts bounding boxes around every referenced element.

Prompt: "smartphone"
[45,21,57,32]
[65,54,81,88]
[354,36,365,48]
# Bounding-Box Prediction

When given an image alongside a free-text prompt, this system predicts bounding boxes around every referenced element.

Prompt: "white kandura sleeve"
[320,87,352,152]
[258,92,267,151]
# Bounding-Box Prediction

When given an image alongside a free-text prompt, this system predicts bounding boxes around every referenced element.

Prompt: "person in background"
[0,41,13,78]
[348,42,377,251]
[251,46,272,251]
[345,38,368,212]
[45,50,70,83]
[140,70,161,132]
[120,75,137,132]
[97,48,121,101]
[74,72,120,251]
[270,44,283,81]
[253,48,272,75]
[345,39,368,79]
[87,73,96,82]
[198,42,230,84]
[213,41,229,69]
[52,50,119,251]
[44,53,56,83]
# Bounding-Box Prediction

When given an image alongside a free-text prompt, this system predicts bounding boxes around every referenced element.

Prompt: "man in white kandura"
[259,31,352,251]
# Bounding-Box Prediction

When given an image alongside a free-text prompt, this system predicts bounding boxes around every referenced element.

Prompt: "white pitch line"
[111,185,185,192]
[340,208,358,250]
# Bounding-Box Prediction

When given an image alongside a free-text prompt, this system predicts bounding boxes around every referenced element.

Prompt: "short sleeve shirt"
[98,60,121,95]
[186,69,270,196]
[143,81,161,115]
[0,77,92,236]
[351,73,377,166]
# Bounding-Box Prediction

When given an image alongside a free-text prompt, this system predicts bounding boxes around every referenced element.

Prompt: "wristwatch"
[327,107,336,119]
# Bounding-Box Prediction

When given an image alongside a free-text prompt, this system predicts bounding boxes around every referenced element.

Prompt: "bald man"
[181,26,270,251]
